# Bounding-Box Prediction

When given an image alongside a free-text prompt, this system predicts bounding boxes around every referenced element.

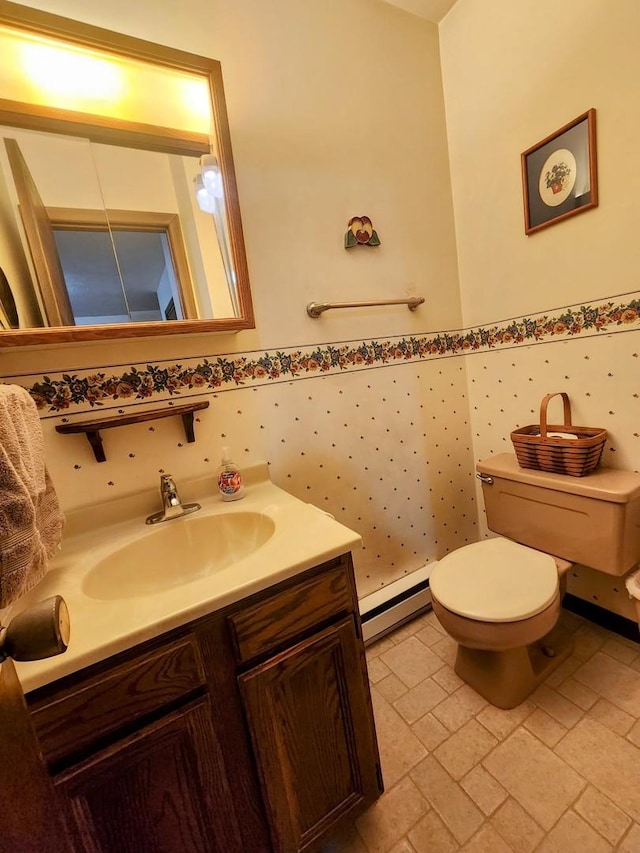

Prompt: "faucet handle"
[160,474,176,491]
[146,473,200,525]
[160,474,180,507]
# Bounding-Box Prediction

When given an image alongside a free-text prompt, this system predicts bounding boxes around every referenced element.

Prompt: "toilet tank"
[477,453,640,576]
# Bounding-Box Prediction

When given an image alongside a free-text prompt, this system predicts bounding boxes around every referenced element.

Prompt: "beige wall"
[441,0,640,615]
[440,0,640,474]
[8,0,463,363]
[440,0,640,327]
[0,0,476,598]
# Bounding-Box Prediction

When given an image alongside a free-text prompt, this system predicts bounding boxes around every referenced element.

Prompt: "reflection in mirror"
[0,127,235,326]
[0,264,18,329]
[51,217,189,325]
[0,2,254,345]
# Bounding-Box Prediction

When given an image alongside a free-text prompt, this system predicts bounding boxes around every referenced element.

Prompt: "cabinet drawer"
[228,559,354,664]
[29,635,206,766]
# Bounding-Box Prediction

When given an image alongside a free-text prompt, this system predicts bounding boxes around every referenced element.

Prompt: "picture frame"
[521,109,598,235]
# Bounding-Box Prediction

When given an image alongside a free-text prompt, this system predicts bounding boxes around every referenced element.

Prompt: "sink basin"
[82,511,275,600]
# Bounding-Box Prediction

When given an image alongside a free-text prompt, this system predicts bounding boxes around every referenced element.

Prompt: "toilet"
[429,452,640,709]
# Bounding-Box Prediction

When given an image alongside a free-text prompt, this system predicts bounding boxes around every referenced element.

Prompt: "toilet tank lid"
[477,453,640,503]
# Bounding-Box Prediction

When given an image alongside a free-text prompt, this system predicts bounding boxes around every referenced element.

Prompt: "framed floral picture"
[521,109,598,235]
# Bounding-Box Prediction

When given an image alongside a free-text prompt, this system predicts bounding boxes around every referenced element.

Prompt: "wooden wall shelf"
[55,401,210,462]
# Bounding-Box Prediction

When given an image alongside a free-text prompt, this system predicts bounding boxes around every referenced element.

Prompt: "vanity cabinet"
[26,553,382,853]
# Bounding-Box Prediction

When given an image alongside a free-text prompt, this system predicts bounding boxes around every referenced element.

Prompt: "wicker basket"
[510,392,607,477]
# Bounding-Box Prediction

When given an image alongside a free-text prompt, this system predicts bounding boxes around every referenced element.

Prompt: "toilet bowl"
[430,538,573,709]
[430,452,640,709]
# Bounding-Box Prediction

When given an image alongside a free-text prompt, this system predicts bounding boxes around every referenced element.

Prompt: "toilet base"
[453,624,574,709]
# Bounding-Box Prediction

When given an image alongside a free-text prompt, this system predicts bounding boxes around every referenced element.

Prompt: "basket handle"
[539,392,572,438]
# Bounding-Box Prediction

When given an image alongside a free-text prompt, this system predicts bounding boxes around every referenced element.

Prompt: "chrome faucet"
[145,474,201,525]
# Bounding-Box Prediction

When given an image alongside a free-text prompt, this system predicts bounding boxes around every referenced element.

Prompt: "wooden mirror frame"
[0,0,255,347]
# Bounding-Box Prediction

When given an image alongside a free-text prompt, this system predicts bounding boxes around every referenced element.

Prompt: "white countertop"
[12,464,362,694]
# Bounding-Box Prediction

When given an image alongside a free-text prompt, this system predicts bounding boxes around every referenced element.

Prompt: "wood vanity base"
[27,553,382,853]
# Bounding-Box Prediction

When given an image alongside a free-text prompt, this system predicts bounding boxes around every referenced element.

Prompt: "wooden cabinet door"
[239,617,383,853]
[55,696,243,853]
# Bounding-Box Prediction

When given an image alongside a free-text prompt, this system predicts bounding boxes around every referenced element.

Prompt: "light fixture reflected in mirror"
[195,153,237,315]
[200,154,223,199]
[195,174,216,214]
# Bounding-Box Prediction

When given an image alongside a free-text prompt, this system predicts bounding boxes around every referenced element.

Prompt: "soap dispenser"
[217,446,245,501]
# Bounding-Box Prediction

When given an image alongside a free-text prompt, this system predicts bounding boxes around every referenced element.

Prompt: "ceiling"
[381,0,458,23]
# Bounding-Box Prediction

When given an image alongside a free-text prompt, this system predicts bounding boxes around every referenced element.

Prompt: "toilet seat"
[429,538,559,623]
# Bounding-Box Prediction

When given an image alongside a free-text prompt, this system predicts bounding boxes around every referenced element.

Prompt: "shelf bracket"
[85,429,106,463]
[181,409,197,443]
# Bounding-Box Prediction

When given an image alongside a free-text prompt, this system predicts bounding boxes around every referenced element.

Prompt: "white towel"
[0,384,64,607]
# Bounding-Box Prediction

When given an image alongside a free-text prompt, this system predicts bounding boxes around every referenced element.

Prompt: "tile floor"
[324,608,640,852]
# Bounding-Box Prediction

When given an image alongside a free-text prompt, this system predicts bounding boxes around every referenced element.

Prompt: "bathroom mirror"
[0,1,254,346]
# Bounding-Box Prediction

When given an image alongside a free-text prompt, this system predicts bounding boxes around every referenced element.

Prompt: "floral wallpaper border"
[11,293,640,416]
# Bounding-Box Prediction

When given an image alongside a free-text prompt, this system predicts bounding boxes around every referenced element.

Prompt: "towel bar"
[306,297,424,318]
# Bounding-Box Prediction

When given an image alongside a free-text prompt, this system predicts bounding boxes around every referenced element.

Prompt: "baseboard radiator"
[358,563,436,645]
